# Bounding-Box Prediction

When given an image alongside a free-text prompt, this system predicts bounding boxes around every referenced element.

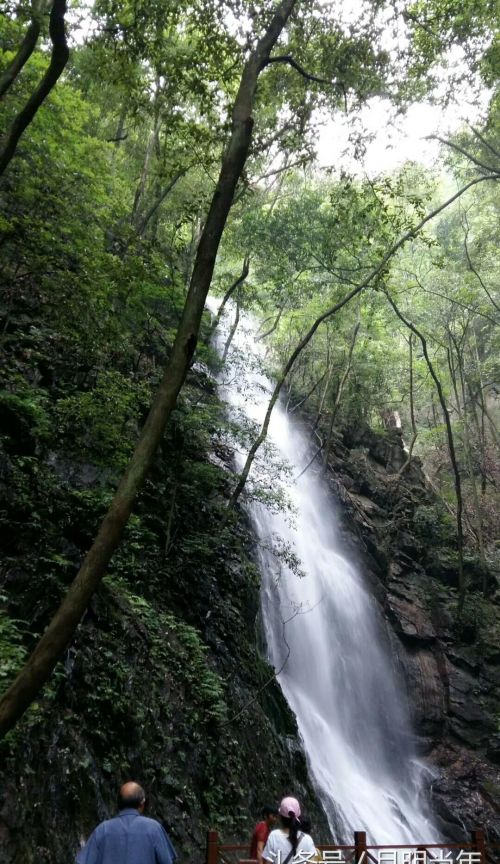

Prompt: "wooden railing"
[206,829,500,864]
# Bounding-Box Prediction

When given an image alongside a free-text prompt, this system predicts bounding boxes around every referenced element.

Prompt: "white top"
[262,829,317,864]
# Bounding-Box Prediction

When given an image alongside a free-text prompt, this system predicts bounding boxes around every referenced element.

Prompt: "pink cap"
[278,796,301,821]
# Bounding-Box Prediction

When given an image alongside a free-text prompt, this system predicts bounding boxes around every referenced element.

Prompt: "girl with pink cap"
[262,797,317,864]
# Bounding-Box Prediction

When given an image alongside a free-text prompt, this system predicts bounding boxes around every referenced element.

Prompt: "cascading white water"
[211,302,437,845]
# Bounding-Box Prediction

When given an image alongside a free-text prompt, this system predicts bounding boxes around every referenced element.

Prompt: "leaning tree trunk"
[211,255,250,332]
[0,0,69,177]
[0,0,47,100]
[0,0,299,739]
[221,293,241,363]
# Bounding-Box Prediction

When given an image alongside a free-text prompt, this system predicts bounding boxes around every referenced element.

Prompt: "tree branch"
[228,175,497,508]
[211,255,250,332]
[0,0,45,101]
[0,0,69,177]
[429,135,500,177]
[468,124,500,162]
[263,54,346,97]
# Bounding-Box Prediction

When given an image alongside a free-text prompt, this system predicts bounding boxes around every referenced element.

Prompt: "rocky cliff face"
[321,422,500,842]
[0,364,329,864]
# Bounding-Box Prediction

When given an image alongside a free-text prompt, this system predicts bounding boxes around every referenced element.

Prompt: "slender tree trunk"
[255,301,286,341]
[311,353,333,429]
[398,334,418,476]
[0,0,69,177]
[384,291,466,610]
[295,318,360,481]
[463,367,487,494]
[471,329,493,486]
[183,218,203,290]
[131,95,162,225]
[222,294,241,363]
[0,0,299,739]
[112,105,127,146]
[289,368,328,414]
[446,339,479,544]
[211,256,250,331]
[0,1,46,100]
[451,334,487,589]
[322,319,360,467]
[135,170,186,238]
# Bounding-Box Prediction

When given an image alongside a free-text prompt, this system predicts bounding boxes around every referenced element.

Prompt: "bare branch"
[468,124,500,162]
[263,54,346,97]
[429,135,500,177]
[211,255,250,332]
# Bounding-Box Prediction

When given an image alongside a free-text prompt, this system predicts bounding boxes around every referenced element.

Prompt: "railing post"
[354,831,367,864]
[416,845,427,862]
[471,829,486,863]
[207,830,219,864]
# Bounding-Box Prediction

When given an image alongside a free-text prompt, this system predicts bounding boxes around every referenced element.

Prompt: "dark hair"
[262,805,278,819]
[118,785,146,811]
[280,814,300,853]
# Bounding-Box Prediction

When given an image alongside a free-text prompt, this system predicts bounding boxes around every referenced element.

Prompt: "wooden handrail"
[207,828,493,864]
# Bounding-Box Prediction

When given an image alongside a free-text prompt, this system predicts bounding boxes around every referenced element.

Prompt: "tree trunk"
[221,294,241,363]
[398,334,418,476]
[289,367,328,414]
[135,170,186,238]
[0,1,46,100]
[0,0,69,177]
[131,93,162,225]
[451,333,487,590]
[322,319,360,468]
[0,0,299,739]
[295,318,360,481]
[385,291,466,610]
[255,301,286,341]
[211,255,250,331]
[310,342,333,429]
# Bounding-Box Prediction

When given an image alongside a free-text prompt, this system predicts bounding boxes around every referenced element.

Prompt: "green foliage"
[0,599,27,686]
[55,371,149,468]
[413,503,456,546]
[106,579,228,723]
[0,386,51,448]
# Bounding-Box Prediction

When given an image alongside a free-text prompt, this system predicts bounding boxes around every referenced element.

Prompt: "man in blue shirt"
[76,781,177,864]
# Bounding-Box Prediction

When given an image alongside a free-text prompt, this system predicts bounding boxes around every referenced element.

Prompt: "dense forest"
[0,0,499,861]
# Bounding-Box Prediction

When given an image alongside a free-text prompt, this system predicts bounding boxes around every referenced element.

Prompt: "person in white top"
[262,797,317,864]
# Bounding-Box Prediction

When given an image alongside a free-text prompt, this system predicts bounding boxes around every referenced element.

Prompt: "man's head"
[118,781,146,813]
[261,805,278,828]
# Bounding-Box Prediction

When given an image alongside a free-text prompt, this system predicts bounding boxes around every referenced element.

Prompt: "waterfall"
[210,302,437,845]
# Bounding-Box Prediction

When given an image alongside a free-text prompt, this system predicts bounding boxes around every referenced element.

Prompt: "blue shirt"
[76,809,177,864]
